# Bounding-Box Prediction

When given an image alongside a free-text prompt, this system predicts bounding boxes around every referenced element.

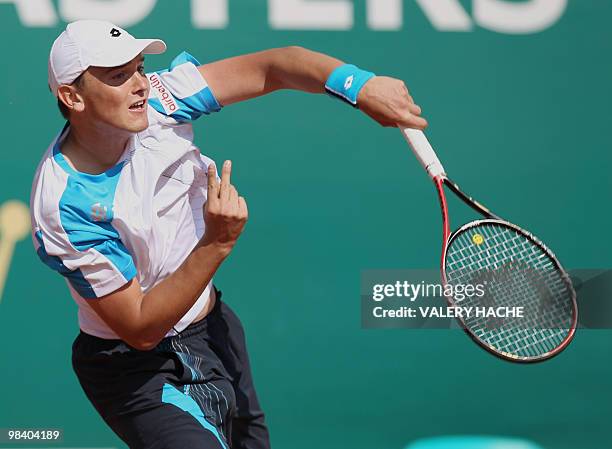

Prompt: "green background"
[1,1,611,448]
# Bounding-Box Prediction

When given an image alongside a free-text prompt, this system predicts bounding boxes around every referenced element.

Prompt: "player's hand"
[357,76,428,129]
[201,160,248,252]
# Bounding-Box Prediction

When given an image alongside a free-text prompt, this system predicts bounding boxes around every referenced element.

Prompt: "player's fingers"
[398,80,412,99]
[207,163,220,205]
[238,196,248,220]
[398,113,428,130]
[412,115,428,129]
[407,103,422,116]
[229,185,239,210]
[220,160,232,201]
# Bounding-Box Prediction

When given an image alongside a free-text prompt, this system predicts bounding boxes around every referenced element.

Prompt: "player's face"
[79,55,149,133]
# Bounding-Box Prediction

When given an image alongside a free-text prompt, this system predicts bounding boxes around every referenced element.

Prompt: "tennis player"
[30,20,427,449]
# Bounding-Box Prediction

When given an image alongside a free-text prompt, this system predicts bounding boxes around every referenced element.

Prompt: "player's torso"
[116,135,209,292]
[36,112,212,293]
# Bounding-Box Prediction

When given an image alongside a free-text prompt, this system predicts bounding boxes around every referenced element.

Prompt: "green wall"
[1,1,610,448]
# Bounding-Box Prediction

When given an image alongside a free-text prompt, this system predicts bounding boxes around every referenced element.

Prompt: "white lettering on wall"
[192,0,228,29]
[474,0,568,34]
[366,0,401,31]
[0,0,57,26]
[415,0,473,31]
[269,0,353,30]
[60,0,157,28]
[0,0,569,34]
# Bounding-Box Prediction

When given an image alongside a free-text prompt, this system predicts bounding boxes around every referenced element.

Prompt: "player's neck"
[61,121,132,175]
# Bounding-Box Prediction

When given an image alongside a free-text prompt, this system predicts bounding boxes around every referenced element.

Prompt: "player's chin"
[124,112,149,133]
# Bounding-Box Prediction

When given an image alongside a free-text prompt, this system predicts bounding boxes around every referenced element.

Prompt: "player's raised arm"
[198,46,427,129]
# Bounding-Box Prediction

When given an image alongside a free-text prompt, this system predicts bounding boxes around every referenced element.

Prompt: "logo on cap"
[110,28,121,38]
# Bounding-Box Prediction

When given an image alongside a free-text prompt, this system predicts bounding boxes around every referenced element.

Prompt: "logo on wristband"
[344,75,354,90]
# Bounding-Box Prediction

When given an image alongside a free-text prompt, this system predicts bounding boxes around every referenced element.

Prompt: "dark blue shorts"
[72,290,270,449]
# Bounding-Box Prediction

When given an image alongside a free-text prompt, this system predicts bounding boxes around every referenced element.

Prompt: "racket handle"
[400,128,445,179]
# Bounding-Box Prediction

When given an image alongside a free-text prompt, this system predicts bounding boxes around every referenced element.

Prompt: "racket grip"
[400,128,445,179]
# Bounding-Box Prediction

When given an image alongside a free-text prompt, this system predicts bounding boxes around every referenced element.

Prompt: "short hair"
[57,73,85,120]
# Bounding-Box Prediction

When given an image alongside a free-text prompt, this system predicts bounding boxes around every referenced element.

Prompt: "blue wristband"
[325,64,375,107]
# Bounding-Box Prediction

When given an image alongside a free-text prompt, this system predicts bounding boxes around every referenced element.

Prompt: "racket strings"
[444,223,574,360]
[449,236,568,329]
[450,230,567,328]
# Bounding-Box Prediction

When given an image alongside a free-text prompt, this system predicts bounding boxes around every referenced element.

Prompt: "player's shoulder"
[31,133,69,215]
[30,124,106,226]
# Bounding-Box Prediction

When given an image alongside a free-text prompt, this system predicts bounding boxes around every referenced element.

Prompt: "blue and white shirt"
[30,52,222,339]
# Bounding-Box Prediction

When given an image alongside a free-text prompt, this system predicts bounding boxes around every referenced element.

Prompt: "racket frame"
[440,210,578,363]
[402,128,578,362]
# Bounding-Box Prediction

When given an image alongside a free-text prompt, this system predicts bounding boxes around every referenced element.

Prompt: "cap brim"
[140,38,166,55]
[92,38,167,68]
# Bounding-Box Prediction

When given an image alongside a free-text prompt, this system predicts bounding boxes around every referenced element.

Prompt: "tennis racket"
[400,128,577,362]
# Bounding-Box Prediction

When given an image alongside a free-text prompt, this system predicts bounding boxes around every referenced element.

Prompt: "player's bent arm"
[87,240,230,350]
[87,161,247,350]
[198,46,427,129]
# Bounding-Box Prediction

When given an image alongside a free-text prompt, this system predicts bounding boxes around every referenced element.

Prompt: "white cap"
[48,20,166,97]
